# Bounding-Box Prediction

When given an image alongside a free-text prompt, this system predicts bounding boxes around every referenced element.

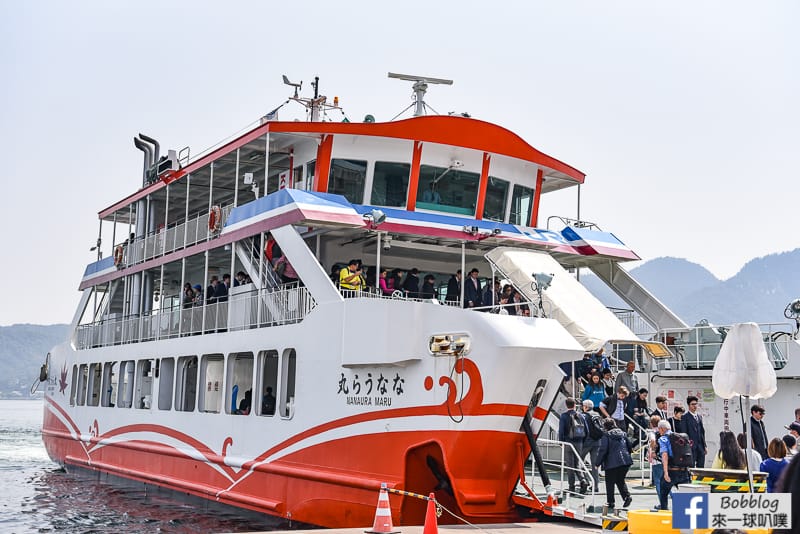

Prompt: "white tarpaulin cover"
[486,248,665,354]
[712,322,777,399]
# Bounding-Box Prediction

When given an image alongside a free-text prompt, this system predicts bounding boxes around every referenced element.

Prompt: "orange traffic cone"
[422,493,438,534]
[366,483,399,534]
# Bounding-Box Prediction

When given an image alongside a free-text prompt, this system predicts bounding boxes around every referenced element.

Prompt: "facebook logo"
[673,493,709,529]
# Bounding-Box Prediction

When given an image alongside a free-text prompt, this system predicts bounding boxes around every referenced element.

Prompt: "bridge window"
[328,159,366,204]
[510,184,534,226]
[416,165,479,216]
[371,161,410,207]
[483,176,509,222]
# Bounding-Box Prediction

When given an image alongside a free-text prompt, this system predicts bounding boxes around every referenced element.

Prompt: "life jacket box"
[690,468,768,493]
[627,509,679,534]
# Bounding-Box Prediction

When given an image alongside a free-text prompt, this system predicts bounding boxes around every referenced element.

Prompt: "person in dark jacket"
[669,406,687,434]
[463,268,482,308]
[685,395,707,467]
[596,417,633,512]
[419,274,436,300]
[599,386,630,431]
[402,268,420,298]
[750,404,769,460]
[445,270,461,304]
[558,397,590,494]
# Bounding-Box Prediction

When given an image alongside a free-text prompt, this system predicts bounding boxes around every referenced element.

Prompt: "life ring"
[208,205,222,232]
[113,245,124,266]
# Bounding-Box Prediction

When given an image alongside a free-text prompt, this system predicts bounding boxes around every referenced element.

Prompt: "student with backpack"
[558,397,591,494]
[656,419,694,510]
[582,399,604,492]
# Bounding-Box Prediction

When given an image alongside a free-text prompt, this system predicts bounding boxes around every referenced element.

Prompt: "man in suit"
[653,396,669,423]
[684,395,707,467]
[463,268,482,309]
[750,404,769,459]
[445,270,461,304]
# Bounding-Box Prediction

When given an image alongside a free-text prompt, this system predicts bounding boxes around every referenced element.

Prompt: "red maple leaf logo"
[59,362,68,395]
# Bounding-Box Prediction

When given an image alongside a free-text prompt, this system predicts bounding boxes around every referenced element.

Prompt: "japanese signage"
[337,371,405,407]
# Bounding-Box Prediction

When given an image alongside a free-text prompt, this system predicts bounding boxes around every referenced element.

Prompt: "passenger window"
[510,184,534,226]
[483,176,509,222]
[135,359,155,409]
[416,165,479,216]
[200,353,224,413]
[159,358,175,410]
[118,360,135,408]
[101,362,117,407]
[69,364,79,406]
[227,352,254,415]
[175,355,198,412]
[76,364,88,406]
[328,159,366,204]
[371,161,410,207]
[279,348,297,419]
[87,363,102,406]
[258,350,279,416]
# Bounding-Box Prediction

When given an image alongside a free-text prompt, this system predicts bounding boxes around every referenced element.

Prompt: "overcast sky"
[1,1,797,325]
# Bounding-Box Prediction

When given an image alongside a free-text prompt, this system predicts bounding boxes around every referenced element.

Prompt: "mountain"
[582,248,800,328]
[0,324,69,398]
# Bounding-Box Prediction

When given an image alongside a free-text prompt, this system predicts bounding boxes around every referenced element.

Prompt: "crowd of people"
[561,355,800,516]
[182,271,253,309]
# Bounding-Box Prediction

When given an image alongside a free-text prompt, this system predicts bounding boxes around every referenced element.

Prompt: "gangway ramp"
[588,260,688,331]
[486,247,670,358]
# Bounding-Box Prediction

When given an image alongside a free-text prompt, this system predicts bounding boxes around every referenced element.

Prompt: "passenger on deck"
[234,271,246,287]
[581,372,606,411]
[262,387,276,416]
[420,274,436,300]
[596,417,633,513]
[216,274,230,302]
[193,284,204,306]
[464,268,482,309]
[599,386,629,431]
[339,259,364,292]
[390,269,405,295]
[445,270,461,304]
[379,268,395,296]
[615,360,638,395]
[183,283,195,309]
[238,389,252,415]
[275,255,299,284]
[601,368,615,396]
[483,279,501,309]
[207,276,220,304]
[264,232,282,264]
[760,438,789,492]
[402,268,420,298]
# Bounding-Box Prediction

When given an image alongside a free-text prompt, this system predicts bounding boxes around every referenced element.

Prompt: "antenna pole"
[413,81,428,117]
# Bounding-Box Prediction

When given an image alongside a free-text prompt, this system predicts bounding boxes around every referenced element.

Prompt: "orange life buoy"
[208,205,222,232]
[113,245,124,266]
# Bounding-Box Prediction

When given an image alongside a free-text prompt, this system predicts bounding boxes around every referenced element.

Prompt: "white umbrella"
[712,322,778,492]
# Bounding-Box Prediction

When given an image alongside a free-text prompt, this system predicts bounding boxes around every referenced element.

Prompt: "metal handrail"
[535,437,598,504]
[623,412,652,488]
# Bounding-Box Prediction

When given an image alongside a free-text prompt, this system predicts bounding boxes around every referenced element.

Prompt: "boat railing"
[75,283,315,349]
[610,307,657,338]
[652,322,793,371]
[623,412,653,488]
[114,204,234,268]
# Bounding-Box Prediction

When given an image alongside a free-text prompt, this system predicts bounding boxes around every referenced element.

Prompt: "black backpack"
[567,411,587,439]
[668,432,694,468]
[587,413,604,440]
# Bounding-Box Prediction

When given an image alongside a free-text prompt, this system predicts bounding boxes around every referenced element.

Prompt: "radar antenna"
[388,72,453,119]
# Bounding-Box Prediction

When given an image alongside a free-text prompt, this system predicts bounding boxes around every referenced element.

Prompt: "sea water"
[0,399,289,533]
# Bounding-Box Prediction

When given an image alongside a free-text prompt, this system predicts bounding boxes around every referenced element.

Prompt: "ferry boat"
[38,73,799,528]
